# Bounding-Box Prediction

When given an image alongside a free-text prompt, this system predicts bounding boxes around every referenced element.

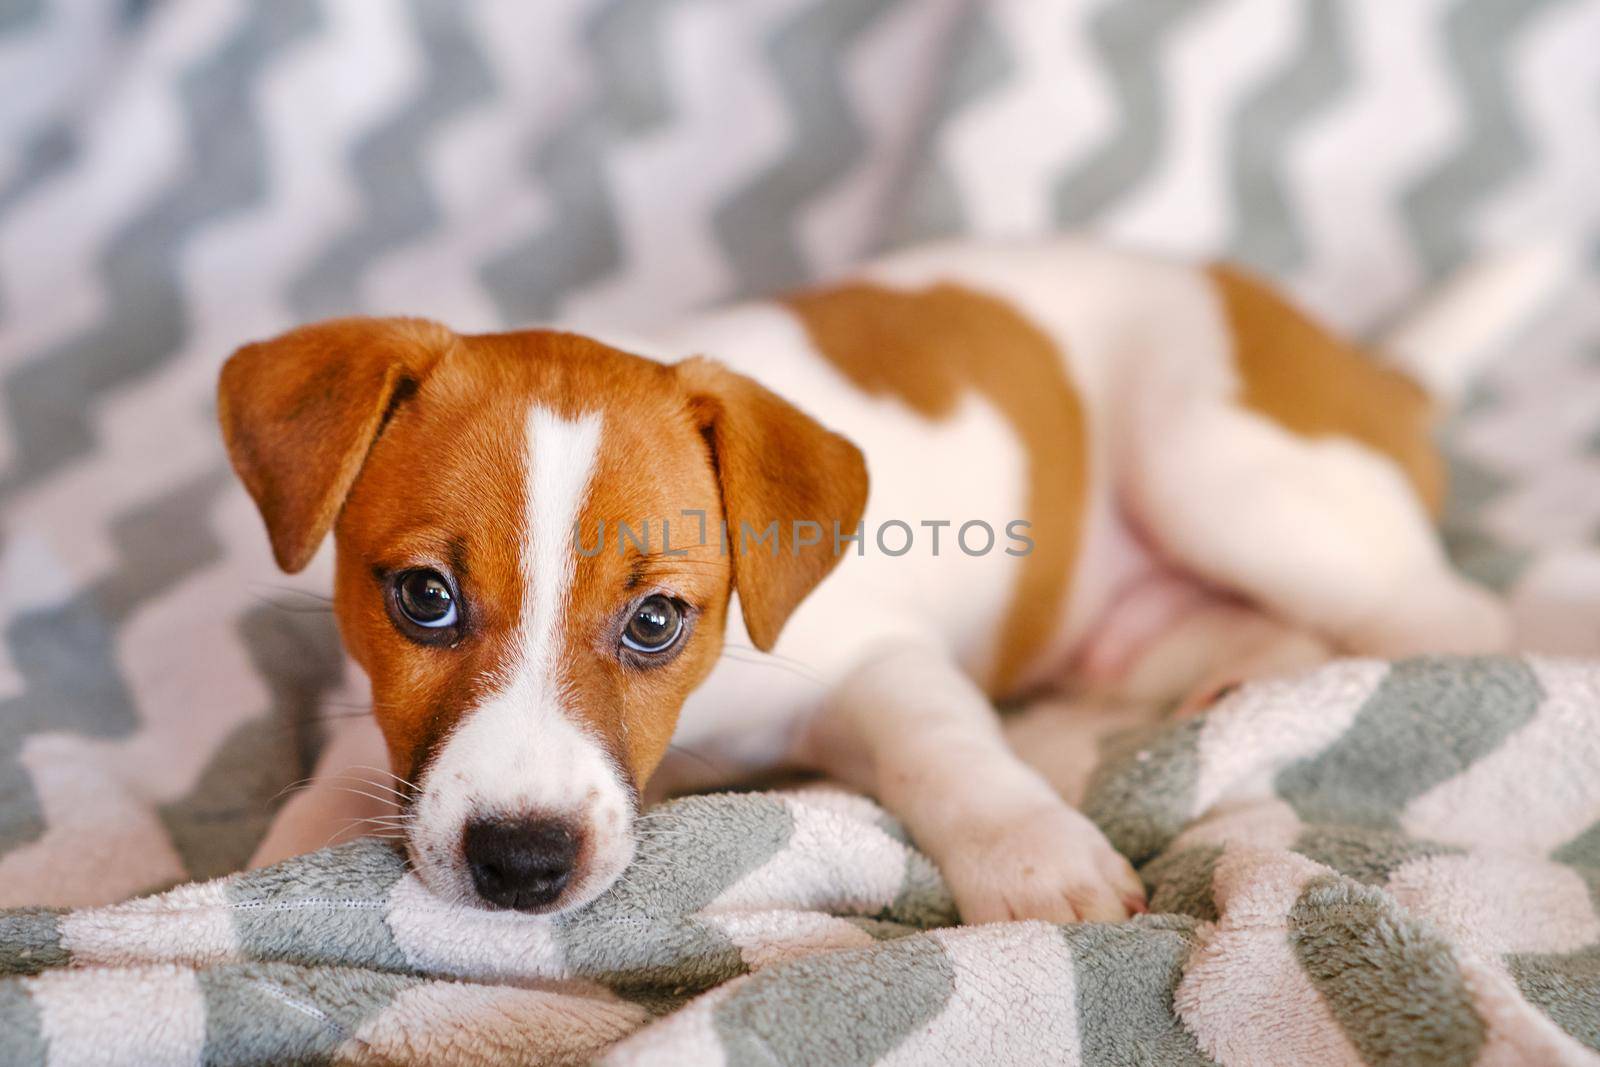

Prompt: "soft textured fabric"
[2,1,1598,905]
[3,3,1600,1063]
[2,656,1597,1065]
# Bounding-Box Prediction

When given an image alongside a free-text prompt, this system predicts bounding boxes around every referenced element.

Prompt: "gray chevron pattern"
[0,467,231,853]
[479,0,689,323]
[1224,0,1349,274]
[289,0,495,319]
[0,128,73,324]
[0,0,1596,913]
[1053,0,1218,226]
[712,0,899,295]
[1403,0,1577,276]
[888,3,1013,246]
[0,0,42,35]
[0,2,320,500]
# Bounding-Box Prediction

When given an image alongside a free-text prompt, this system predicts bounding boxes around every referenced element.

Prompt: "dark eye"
[394,569,458,630]
[622,594,684,654]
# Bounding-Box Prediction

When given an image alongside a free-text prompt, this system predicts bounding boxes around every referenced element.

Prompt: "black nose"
[463,817,580,911]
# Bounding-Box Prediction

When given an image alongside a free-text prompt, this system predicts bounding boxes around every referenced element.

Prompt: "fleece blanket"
[3,3,1600,1064]
[3,655,1597,1065]
[5,0,1600,911]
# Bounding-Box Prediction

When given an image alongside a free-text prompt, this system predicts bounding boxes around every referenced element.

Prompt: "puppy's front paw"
[934,801,1147,925]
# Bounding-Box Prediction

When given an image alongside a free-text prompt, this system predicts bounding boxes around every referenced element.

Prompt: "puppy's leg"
[1128,599,1334,716]
[1002,697,1159,808]
[794,641,1147,924]
[1126,400,1509,657]
[1078,571,1335,714]
[1169,613,1333,717]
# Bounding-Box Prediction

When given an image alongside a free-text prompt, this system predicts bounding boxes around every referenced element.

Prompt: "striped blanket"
[4,0,1599,907]
[3,656,1597,1065]
[4,1,1600,1063]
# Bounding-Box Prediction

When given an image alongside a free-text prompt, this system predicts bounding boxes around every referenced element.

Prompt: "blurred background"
[1,0,1597,906]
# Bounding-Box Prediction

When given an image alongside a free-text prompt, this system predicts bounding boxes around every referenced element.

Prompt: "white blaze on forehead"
[520,405,604,687]
[410,406,636,908]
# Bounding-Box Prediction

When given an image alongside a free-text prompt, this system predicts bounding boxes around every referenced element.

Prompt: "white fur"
[1125,396,1508,656]
[409,407,636,909]
[650,242,1248,923]
[275,238,1524,924]
[793,641,1147,924]
[658,237,1510,923]
[521,408,604,684]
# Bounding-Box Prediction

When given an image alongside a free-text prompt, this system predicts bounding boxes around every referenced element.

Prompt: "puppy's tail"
[1378,240,1576,407]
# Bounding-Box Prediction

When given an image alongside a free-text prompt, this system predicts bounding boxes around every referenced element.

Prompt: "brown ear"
[218,317,455,573]
[677,357,869,651]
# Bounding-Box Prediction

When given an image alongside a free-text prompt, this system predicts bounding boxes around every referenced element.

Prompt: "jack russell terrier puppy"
[220,238,1549,925]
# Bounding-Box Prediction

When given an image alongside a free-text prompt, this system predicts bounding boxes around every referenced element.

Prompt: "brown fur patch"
[782,282,1089,696]
[1208,263,1445,515]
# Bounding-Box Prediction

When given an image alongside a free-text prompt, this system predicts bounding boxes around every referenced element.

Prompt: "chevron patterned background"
[1,0,1597,906]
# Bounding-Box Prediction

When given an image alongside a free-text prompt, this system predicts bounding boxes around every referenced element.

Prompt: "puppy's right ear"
[218,317,455,573]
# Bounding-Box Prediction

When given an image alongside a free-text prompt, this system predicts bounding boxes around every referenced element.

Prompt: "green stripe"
[479,0,690,322]
[1083,718,1205,865]
[840,916,924,942]
[1276,657,1542,828]
[888,4,1013,246]
[711,933,956,1066]
[1141,844,1221,922]
[1065,915,1216,1067]
[0,469,232,858]
[1536,751,1600,1049]
[159,639,340,884]
[1225,0,1350,275]
[1553,819,1600,869]
[226,840,409,971]
[1402,0,1576,276]
[0,979,46,1067]
[1054,0,1218,224]
[0,909,66,976]
[1291,825,1463,886]
[712,0,905,294]
[0,1,320,502]
[1552,820,1600,940]
[555,794,793,991]
[1507,947,1600,1052]
[1440,452,1535,592]
[1289,874,1485,1064]
[561,913,748,998]
[198,962,418,1066]
[288,0,494,319]
[888,844,958,929]
[0,0,44,35]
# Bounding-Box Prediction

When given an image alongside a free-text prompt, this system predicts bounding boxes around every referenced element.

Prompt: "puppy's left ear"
[677,357,869,651]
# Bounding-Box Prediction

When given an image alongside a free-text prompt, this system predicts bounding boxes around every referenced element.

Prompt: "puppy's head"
[219,318,866,912]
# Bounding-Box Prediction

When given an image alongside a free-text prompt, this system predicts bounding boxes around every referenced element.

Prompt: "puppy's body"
[224,238,1514,924]
[647,240,1479,762]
